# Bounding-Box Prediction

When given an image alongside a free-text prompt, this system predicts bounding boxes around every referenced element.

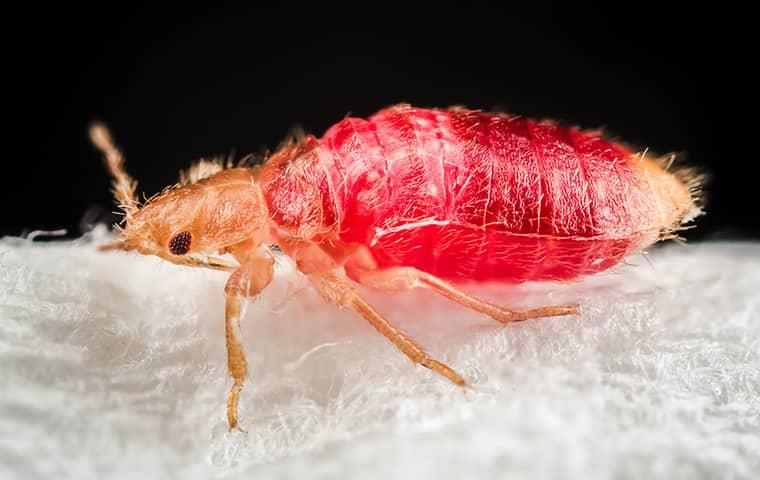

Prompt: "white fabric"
[1,228,759,479]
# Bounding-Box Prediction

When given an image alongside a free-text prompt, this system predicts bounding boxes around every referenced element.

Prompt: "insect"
[90,104,702,430]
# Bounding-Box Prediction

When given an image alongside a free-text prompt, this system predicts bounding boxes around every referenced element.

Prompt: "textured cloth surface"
[1,231,759,479]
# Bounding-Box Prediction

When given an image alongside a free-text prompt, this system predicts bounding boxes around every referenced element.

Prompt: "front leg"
[223,247,274,431]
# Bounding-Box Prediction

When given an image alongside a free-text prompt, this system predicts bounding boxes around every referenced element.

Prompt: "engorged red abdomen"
[268,105,667,283]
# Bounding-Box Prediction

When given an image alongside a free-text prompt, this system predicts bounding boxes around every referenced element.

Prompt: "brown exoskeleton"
[91,125,275,431]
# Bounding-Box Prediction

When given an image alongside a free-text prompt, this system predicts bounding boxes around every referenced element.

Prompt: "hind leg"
[348,266,578,324]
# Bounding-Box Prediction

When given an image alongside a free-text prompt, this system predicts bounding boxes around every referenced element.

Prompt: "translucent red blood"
[263,105,679,283]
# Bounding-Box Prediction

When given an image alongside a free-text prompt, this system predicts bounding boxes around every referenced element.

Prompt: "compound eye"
[168,231,192,255]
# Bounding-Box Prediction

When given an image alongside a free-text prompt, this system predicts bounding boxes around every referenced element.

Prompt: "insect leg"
[224,293,247,431]
[352,267,579,324]
[222,248,275,431]
[309,272,467,388]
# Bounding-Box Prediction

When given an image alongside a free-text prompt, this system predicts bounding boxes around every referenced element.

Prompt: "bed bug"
[90,104,702,430]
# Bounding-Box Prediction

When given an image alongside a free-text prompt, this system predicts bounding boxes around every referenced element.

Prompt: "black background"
[4,5,756,239]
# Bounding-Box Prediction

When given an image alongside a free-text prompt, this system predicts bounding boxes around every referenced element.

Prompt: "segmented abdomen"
[293,105,673,282]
